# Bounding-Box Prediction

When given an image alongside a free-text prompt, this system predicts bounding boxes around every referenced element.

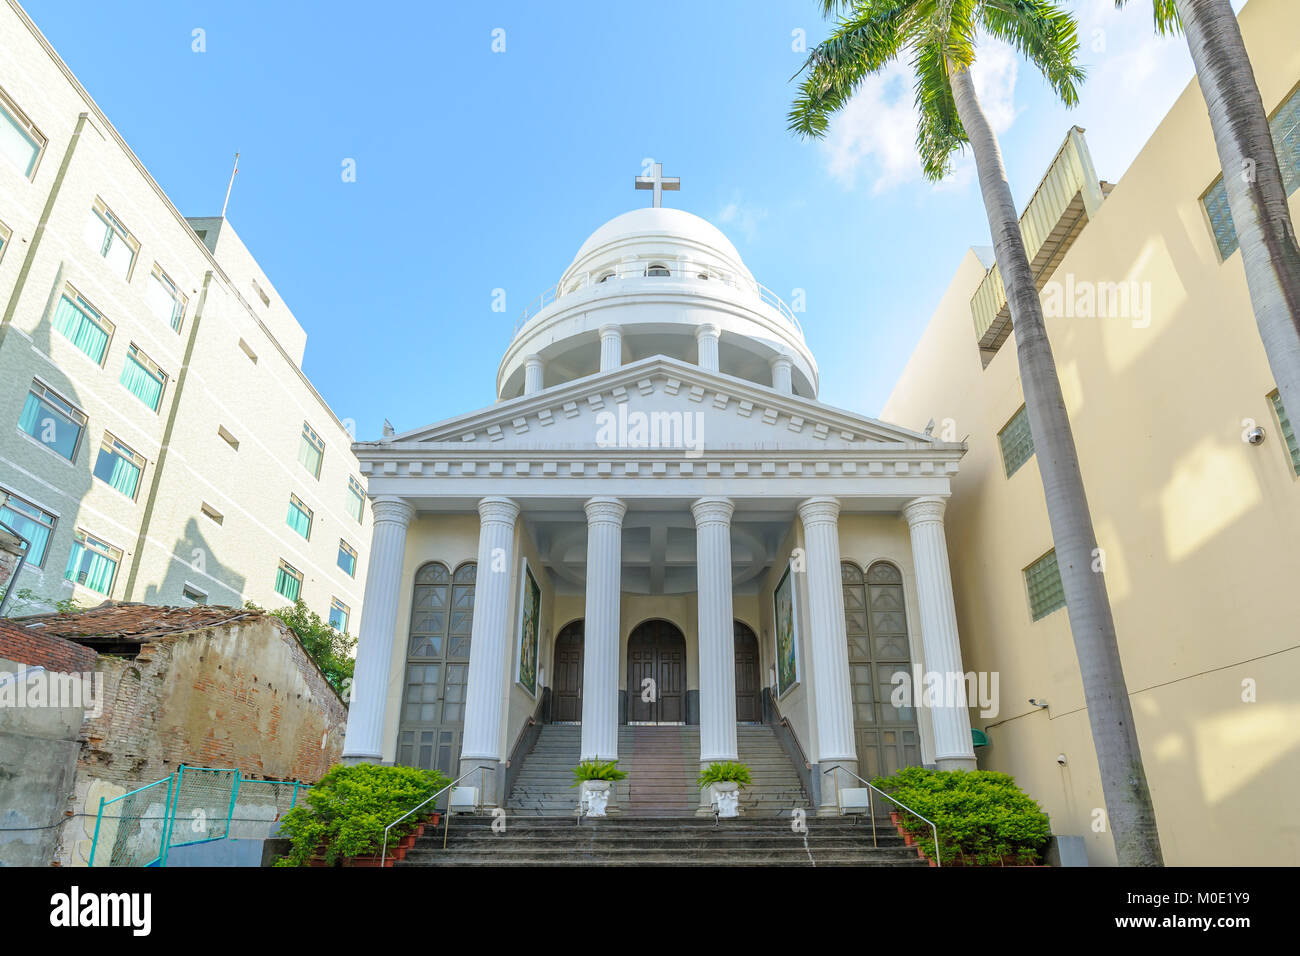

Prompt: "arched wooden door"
[626,619,686,724]
[734,621,762,723]
[552,620,583,723]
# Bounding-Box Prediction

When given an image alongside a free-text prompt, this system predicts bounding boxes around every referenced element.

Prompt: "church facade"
[342,200,977,813]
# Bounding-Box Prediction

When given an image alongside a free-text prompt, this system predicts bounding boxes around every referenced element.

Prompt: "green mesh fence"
[89,765,308,866]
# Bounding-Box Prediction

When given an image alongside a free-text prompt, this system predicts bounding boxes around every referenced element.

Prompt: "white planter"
[580,779,614,817]
[706,781,742,818]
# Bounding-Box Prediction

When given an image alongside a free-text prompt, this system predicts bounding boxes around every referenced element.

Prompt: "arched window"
[597,271,616,283]
[396,561,476,772]
[842,560,921,777]
[645,263,671,277]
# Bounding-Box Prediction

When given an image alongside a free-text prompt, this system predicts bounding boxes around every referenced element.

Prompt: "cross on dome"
[634,161,680,207]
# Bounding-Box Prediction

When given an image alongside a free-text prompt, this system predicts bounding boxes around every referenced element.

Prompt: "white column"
[342,495,414,762]
[693,497,738,763]
[582,496,626,761]
[798,497,858,812]
[903,496,977,770]
[770,355,793,394]
[599,325,623,372]
[523,354,544,394]
[696,323,720,372]
[459,497,520,801]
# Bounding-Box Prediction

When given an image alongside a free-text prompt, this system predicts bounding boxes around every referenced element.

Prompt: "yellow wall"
[883,0,1300,865]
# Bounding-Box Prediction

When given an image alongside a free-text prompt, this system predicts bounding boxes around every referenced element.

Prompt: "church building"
[342,173,978,815]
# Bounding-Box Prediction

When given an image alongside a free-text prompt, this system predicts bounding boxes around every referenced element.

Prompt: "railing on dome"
[512,262,804,338]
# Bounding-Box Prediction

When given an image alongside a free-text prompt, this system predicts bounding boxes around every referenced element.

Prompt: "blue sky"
[22,0,1244,436]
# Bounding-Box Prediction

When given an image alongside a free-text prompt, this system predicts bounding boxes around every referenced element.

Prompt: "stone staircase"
[397,816,928,867]
[504,724,809,817]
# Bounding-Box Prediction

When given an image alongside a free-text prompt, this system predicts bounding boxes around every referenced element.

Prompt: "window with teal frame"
[299,422,324,479]
[346,475,364,523]
[0,489,56,567]
[1202,83,1300,259]
[64,530,121,596]
[120,344,166,412]
[18,380,86,461]
[52,291,114,366]
[337,539,357,577]
[92,433,145,500]
[998,405,1035,477]
[274,559,303,602]
[0,87,45,178]
[1270,390,1300,476]
[329,598,350,633]
[1024,550,1067,622]
[287,494,313,539]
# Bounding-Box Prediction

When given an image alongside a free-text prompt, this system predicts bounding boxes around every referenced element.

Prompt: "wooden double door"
[549,618,763,725]
[627,619,687,723]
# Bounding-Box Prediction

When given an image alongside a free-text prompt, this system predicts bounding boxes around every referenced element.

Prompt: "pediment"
[370,357,942,455]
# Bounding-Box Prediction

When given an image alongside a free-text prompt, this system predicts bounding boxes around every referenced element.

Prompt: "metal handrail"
[380,766,484,866]
[512,267,804,337]
[821,765,943,867]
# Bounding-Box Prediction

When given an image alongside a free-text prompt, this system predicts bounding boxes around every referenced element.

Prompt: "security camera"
[1246,426,1266,445]
[1056,754,1067,766]
[1028,698,1049,708]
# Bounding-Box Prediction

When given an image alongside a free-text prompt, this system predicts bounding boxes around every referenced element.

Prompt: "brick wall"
[0,620,98,673]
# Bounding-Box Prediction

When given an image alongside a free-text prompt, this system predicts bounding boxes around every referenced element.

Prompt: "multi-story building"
[0,0,370,628]
[884,0,1300,865]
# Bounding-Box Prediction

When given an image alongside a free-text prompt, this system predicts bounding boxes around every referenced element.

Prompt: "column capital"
[477,496,520,526]
[598,324,623,340]
[691,496,734,528]
[584,496,627,526]
[524,353,543,368]
[797,495,841,527]
[903,495,948,527]
[370,495,415,528]
[769,355,793,371]
[695,322,720,342]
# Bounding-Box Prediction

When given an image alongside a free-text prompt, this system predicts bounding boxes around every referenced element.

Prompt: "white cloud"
[717,197,768,242]
[820,37,1021,193]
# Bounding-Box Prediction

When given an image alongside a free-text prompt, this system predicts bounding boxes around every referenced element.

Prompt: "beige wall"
[883,0,1300,865]
[0,0,369,625]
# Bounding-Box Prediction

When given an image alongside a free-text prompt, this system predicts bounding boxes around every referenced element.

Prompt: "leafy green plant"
[570,760,627,787]
[5,587,89,616]
[698,761,753,789]
[871,767,1052,866]
[275,763,449,867]
[246,600,356,698]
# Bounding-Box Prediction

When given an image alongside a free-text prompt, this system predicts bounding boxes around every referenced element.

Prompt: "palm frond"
[1113,0,1181,36]
[979,0,1086,107]
[912,37,968,181]
[788,0,915,139]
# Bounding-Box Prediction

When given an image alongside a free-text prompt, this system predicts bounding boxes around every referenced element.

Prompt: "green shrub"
[570,760,627,786]
[275,763,449,866]
[698,761,753,789]
[871,767,1052,865]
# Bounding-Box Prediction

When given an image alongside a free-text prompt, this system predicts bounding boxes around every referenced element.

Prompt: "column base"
[457,757,505,808]
[935,755,978,772]
[339,752,387,766]
[815,760,860,816]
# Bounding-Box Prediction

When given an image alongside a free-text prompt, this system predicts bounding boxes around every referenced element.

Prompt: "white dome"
[564,208,752,282]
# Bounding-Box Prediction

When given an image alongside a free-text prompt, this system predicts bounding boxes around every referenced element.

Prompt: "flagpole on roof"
[220,152,239,218]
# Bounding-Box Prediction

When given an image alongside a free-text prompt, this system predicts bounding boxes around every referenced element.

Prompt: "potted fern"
[698,761,752,818]
[571,759,627,817]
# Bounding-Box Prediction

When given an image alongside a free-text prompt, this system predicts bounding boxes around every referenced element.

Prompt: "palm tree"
[1119,0,1300,442]
[789,0,1163,866]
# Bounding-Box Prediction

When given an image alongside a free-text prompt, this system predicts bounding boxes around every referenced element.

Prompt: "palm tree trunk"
[947,61,1163,866]
[1177,0,1300,419]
